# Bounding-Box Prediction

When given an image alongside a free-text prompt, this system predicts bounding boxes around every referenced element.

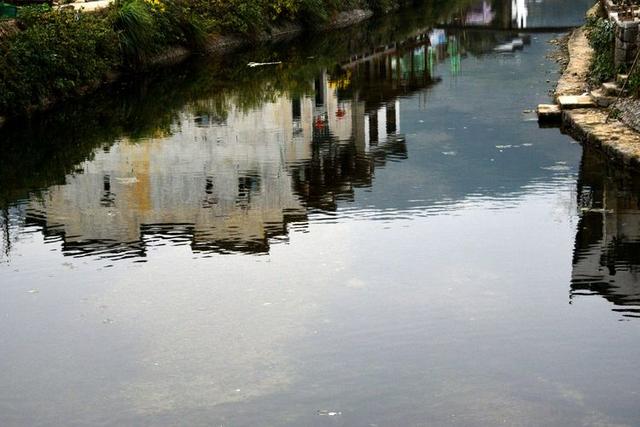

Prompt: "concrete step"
[557,95,597,110]
[617,74,629,85]
[602,81,626,96]
[590,89,617,107]
[537,104,561,123]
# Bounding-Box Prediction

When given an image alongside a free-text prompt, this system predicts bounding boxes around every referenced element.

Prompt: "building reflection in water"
[512,0,528,29]
[461,0,527,29]
[572,146,640,318]
[466,1,496,26]
[24,54,432,259]
[0,17,534,261]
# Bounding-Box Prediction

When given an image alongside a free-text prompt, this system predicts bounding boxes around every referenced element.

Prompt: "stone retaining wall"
[603,0,640,68]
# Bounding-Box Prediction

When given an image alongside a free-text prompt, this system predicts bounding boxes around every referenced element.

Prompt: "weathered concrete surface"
[555,27,592,99]
[558,95,596,109]
[564,109,640,169]
[537,104,561,123]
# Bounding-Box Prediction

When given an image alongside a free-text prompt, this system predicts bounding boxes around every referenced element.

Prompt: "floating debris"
[247,61,282,68]
[541,164,571,171]
[115,177,139,184]
[317,410,342,416]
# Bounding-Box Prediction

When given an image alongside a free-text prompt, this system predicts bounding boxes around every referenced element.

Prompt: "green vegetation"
[585,15,616,84]
[0,0,497,208]
[0,5,119,112]
[0,0,421,115]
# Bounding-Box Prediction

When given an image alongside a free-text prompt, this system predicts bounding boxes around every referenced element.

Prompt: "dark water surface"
[2,0,639,426]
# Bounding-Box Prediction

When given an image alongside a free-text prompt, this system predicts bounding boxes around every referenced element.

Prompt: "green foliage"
[0,6,119,112]
[609,107,622,120]
[0,0,409,114]
[113,0,205,67]
[113,0,156,65]
[627,69,640,96]
[366,0,397,13]
[585,15,616,84]
[185,0,386,34]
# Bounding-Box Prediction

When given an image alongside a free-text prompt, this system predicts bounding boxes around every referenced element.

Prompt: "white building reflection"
[26,73,409,257]
[512,0,528,29]
[462,0,528,29]
[466,1,495,25]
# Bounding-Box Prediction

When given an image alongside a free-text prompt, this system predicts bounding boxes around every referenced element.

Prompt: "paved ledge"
[563,109,640,170]
[558,95,596,109]
[555,27,592,99]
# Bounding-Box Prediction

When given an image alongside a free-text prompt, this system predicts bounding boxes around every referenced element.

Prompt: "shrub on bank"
[0,6,119,112]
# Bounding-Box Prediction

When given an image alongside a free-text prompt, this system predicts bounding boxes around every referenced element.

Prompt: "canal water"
[1,0,638,426]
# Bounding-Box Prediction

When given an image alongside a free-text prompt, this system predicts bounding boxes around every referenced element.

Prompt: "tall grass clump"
[113,0,155,66]
[114,0,205,68]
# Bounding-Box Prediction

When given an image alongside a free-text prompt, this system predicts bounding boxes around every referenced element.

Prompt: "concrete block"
[558,95,597,110]
[619,23,638,42]
[537,104,561,124]
[591,89,617,107]
[602,81,625,96]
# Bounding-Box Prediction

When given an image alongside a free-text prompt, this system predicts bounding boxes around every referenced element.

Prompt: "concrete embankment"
[553,5,640,171]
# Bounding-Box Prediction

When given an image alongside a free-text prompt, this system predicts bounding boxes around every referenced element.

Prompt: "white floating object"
[247,61,282,67]
[494,43,514,52]
[115,177,139,184]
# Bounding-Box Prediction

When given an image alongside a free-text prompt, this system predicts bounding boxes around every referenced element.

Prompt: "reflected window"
[237,176,260,209]
[100,175,115,207]
[292,97,303,136]
[202,177,218,208]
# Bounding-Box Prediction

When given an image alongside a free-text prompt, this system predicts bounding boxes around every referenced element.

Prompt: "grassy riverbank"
[0,0,421,116]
